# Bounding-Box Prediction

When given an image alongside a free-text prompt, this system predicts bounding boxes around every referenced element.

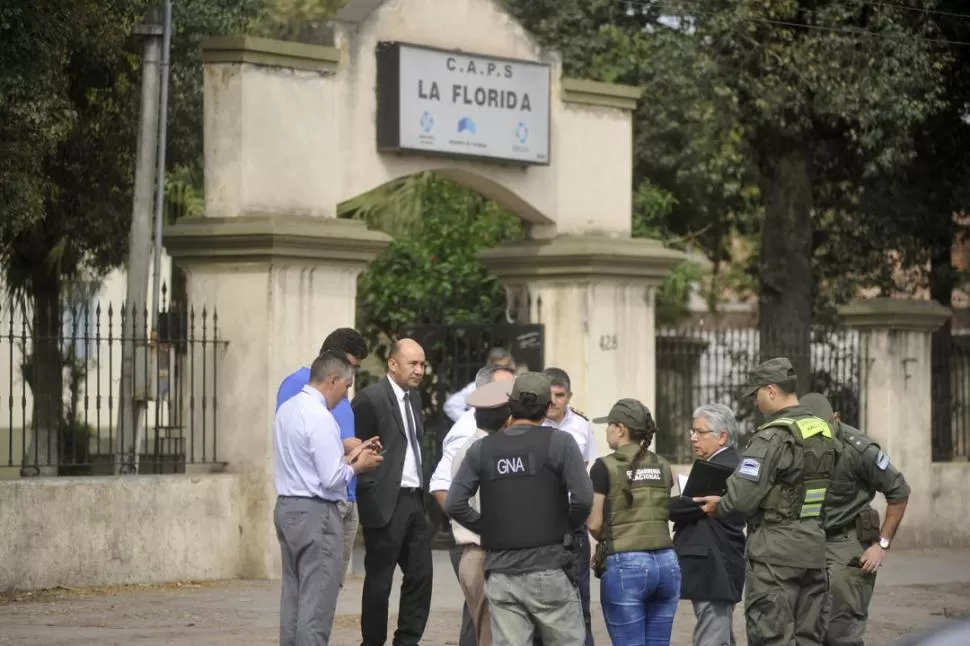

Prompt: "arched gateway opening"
[164,0,685,578]
[339,169,545,545]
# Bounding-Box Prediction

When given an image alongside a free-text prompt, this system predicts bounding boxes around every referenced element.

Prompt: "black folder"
[680,459,735,499]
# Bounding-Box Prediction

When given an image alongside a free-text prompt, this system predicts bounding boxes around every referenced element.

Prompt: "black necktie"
[403,392,423,485]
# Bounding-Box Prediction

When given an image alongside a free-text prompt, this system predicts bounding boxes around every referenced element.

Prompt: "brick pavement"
[1,548,968,645]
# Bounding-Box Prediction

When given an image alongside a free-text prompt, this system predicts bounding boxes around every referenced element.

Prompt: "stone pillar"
[839,297,950,548]
[480,236,684,457]
[164,36,390,579]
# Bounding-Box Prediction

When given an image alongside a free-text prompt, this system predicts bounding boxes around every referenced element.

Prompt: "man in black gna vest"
[446,371,593,646]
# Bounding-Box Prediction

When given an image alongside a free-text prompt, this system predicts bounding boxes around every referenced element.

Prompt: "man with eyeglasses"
[670,403,746,646]
[276,328,369,589]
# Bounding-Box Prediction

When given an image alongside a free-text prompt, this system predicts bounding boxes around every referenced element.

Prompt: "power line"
[615,0,970,47]
[864,0,970,21]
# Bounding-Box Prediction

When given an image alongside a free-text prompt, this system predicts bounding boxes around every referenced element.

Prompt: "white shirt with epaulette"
[544,407,597,463]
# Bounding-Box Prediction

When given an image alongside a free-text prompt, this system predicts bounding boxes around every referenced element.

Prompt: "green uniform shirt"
[823,422,911,531]
[715,404,829,569]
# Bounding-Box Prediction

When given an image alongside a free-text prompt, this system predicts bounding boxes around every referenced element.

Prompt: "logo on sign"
[457,117,478,135]
[515,122,529,144]
[420,111,434,133]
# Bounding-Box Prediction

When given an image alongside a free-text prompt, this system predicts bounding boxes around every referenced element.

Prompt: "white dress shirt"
[443,380,477,422]
[428,407,479,493]
[388,376,422,488]
[273,385,355,500]
[545,407,598,463]
[450,429,487,546]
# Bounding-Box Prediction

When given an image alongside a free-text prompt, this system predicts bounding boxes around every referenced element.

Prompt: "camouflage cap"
[743,357,796,396]
[801,392,835,422]
[466,378,514,409]
[509,371,551,406]
[592,398,652,430]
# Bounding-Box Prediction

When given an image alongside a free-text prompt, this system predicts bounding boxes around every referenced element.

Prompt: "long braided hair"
[621,411,659,507]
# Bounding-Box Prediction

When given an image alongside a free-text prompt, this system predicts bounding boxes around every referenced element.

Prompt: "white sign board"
[376,42,551,165]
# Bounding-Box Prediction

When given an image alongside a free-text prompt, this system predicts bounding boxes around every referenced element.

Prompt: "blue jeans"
[600,549,681,646]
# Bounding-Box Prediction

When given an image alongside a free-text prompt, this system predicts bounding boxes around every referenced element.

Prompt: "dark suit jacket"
[669,446,747,603]
[352,377,424,529]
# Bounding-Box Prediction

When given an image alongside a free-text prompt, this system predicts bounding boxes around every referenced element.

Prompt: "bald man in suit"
[353,339,433,646]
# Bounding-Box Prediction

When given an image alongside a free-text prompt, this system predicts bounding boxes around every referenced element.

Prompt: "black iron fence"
[931,329,970,462]
[1,294,225,477]
[654,326,863,463]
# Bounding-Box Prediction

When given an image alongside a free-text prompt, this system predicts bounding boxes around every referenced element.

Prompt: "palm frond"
[339,172,434,237]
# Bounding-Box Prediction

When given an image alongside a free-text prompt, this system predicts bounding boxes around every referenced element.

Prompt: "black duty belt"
[825,524,851,538]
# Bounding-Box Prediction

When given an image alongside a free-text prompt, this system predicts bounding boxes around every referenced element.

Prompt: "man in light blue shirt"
[274,350,382,646]
[276,327,369,588]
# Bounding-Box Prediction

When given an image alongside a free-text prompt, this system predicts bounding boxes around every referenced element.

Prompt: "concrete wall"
[0,474,242,593]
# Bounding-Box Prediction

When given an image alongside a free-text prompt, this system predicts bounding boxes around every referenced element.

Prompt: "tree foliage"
[1,0,261,296]
[507,0,948,386]
[350,174,524,361]
[0,0,259,472]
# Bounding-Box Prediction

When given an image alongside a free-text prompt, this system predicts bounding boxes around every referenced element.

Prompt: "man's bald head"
[391,338,423,359]
[388,338,426,389]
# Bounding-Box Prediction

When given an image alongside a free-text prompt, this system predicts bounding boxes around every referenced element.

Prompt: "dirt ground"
[1,548,969,645]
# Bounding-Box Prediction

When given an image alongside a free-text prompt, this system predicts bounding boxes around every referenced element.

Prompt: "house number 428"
[599,334,618,351]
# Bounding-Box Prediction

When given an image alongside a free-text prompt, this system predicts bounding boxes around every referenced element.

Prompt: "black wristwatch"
[878,536,891,550]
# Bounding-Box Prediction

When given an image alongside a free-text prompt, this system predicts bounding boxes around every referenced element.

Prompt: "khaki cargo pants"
[823,533,877,646]
[744,559,828,645]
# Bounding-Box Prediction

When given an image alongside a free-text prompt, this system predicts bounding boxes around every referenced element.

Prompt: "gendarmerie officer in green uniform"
[802,392,911,646]
[694,357,838,646]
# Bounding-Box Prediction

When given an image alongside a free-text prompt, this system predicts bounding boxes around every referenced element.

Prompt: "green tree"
[255,0,348,41]
[855,1,970,458]
[0,0,259,474]
[349,174,524,359]
[685,1,943,383]
[509,0,945,383]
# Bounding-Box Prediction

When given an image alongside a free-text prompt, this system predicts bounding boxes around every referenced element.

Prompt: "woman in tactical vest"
[588,398,680,646]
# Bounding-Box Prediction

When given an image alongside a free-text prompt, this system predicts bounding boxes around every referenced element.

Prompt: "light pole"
[116,6,163,475]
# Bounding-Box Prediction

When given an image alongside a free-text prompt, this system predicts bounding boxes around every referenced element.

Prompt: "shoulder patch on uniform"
[571,407,588,421]
[738,458,762,481]
[875,450,891,471]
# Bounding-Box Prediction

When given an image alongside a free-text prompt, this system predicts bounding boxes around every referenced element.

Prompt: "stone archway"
[164,0,684,579]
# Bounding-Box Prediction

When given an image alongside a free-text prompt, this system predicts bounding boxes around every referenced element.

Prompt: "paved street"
[1,548,969,645]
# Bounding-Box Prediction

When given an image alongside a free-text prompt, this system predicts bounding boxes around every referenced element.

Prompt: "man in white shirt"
[352,339,433,646]
[431,362,516,646]
[442,347,516,422]
[274,350,383,646]
[451,377,516,646]
[542,367,597,464]
[543,367,597,646]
